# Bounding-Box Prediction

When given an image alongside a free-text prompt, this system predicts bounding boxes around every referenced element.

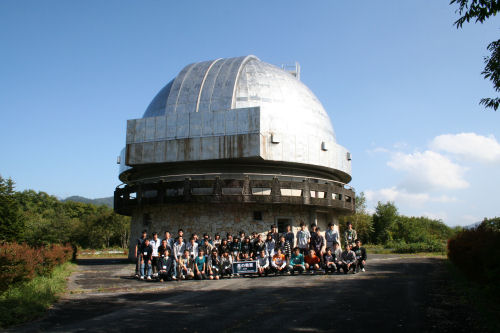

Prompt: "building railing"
[114,174,356,216]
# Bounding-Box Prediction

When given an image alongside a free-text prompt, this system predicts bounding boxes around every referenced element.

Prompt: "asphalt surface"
[11,254,472,333]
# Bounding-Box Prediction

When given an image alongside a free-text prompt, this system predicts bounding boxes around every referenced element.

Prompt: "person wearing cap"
[325,223,340,251]
[344,222,357,248]
[140,238,153,280]
[296,222,311,254]
[135,230,148,278]
[353,239,367,272]
[157,248,176,281]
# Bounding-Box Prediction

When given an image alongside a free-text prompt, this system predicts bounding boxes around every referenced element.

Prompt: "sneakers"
[140,276,145,280]
[159,278,164,282]
[361,268,365,272]
[171,276,177,280]
[147,276,152,280]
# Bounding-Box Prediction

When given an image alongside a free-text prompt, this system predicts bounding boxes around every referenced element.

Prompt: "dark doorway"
[276,218,292,233]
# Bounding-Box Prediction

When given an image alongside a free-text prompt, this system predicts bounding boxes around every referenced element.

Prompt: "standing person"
[353,239,367,272]
[253,234,266,259]
[304,249,321,274]
[325,223,340,250]
[296,222,311,254]
[344,222,358,248]
[202,233,212,245]
[135,230,148,278]
[265,233,276,260]
[310,226,325,257]
[140,238,153,280]
[194,249,208,280]
[340,244,357,274]
[240,236,252,256]
[283,224,295,248]
[231,237,241,259]
[201,238,214,258]
[257,250,270,277]
[177,229,185,243]
[173,236,186,264]
[323,248,336,274]
[150,232,161,277]
[288,247,305,274]
[218,238,230,254]
[178,249,194,279]
[220,250,233,278]
[271,248,287,275]
[163,231,174,250]
[276,235,292,260]
[186,237,199,258]
[270,225,280,243]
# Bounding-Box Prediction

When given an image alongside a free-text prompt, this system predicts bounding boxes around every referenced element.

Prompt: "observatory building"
[114,55,355,257]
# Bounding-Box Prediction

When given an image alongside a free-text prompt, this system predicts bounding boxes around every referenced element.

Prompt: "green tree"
[0,176,23,241]
[372,201,398,244]
[451,0,500,110]
[339,192,374,243]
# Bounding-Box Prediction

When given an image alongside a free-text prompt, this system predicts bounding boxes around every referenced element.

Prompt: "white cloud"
[365,187,429,205]
[422,211,448,221]
[387,150,469,192]
[430,132,500,163]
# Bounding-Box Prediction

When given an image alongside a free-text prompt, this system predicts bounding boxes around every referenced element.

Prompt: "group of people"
[134,221,367,282]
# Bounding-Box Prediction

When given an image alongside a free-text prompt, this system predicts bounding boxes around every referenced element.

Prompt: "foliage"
[0,176,24,241]
[0,261,75,328]
[448,225,500,285]
[0,242,74,293]
[339,192,374,243]
[479,216,500,231]
[388,240,446,254]
[451,0,500,110]
[372,201,399,244]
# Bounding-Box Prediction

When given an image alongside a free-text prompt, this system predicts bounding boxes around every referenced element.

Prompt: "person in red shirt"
[304,249,321,274]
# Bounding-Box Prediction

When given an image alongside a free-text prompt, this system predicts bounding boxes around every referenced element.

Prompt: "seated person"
[353,239,367,272]
[305,249,321,274]
[220,250,233,278]
[194,249,208,280]
[157,249,176,281]
[322,248,336,274]
[238,251,250,262]
[271,248,287,275]
[333,242,343,273]
[140,239,153,280]
[257,249,270,277]
[340,244,357,274]
[288,247,305,274]
[178,249,194,280]
[208,249,221,280]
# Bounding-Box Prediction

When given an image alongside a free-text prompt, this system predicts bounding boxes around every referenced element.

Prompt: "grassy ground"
[77,247,128,259]
[0,262,76,328]
[446,261,500,332]
[364,244,446,256]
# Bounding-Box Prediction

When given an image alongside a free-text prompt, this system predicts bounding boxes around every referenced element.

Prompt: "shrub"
[0,242,74,293]
[388,240,446,253]
[447,226,500,284]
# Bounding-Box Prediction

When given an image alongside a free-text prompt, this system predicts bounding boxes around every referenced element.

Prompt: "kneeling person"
[220,250,233,278]
[271,248,287,275]
[323,248,336,274]
[305,249,321,274]
[353,239,367,272]
[257,250,270,276]
[340,244,357,274]
[158,249,176,281]
[288,247,305,274]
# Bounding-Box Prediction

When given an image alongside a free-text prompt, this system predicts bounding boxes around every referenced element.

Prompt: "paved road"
[12,255,470,332]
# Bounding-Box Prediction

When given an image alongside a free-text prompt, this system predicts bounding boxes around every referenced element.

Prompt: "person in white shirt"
[150,232,161,276]
[257,250,270,276]
[325,223,340,251]
[296,222,311,254]
[173,236,186,264]
[186,237,199,259]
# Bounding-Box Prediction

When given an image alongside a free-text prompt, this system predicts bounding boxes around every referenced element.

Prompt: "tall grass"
[0,262,75,328]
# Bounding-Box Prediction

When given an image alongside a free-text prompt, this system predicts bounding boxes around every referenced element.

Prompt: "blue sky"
[1,1,499,226]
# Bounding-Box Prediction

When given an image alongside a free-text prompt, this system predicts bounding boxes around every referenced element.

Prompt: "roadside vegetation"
[339,193,460,253]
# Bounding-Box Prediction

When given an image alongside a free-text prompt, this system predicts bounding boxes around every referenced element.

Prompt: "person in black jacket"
[240,236,252,256]
[157,249,176,281]
[310,226,325,257]
[353,239,367,272]
[276,235,292,259]
[140,239,153,280]
[252,234,266,258]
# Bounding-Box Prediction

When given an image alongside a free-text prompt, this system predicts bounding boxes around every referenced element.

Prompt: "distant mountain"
[464,221,482,230]
[63,195,113,208]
